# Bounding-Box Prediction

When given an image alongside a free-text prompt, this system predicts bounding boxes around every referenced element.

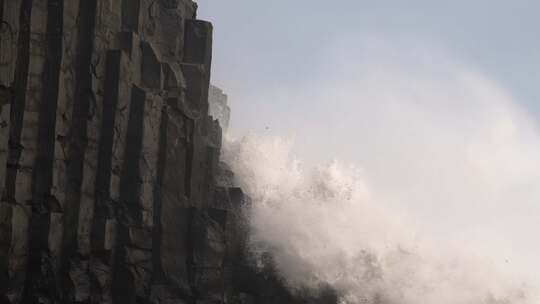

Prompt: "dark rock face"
[0,1,338,303]
[208,85,230,132]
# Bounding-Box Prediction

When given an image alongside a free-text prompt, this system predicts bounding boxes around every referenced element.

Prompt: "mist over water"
[221,37,540,303]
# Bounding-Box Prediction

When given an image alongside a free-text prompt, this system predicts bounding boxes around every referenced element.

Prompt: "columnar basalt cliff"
[0,1,337,303]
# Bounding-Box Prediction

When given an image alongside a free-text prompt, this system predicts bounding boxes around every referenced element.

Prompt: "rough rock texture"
[0,1,337,303]
[208,85,230,132]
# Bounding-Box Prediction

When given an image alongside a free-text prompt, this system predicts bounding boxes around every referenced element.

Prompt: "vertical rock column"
[0,0,253,303]
[23,0,65,302]
[2,1,63,302]
[0,0,28,301]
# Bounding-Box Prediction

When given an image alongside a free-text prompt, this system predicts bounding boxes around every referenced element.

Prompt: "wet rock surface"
[0,1,337,303]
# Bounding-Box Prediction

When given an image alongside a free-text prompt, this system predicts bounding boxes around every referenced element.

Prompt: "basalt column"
[0,1,339,303]
[0,0,235,303]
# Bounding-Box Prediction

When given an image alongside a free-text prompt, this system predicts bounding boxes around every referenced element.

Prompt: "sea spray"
[222,135,534,304]
[219,35,540,303]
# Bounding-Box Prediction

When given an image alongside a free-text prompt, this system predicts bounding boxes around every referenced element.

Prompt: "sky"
[196,0,540,296]
[197,0,540,141]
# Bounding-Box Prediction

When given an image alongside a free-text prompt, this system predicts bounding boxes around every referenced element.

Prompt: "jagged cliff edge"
[0,1,337,303]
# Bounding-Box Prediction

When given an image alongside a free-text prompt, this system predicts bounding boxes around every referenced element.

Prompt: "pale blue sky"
[198,0,540,133]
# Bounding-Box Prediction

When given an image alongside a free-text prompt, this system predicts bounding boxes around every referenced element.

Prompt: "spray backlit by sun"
[221,40,540,303]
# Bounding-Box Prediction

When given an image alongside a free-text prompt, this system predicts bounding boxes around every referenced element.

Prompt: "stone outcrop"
[208,85,230,132]
[0,1,338,303]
